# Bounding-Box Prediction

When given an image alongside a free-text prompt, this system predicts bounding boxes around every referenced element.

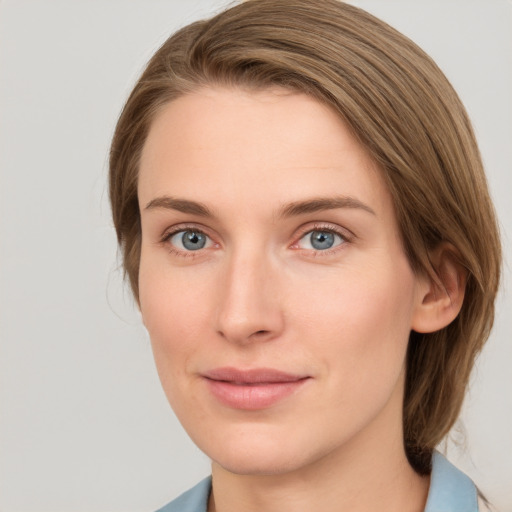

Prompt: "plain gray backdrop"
[1,1,511,511]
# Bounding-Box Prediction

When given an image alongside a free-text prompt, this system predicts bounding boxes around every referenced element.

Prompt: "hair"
[109,0,501,474]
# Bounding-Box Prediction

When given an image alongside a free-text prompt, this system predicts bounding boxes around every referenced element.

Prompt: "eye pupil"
[182,231,206,250]
[310,231,335,250]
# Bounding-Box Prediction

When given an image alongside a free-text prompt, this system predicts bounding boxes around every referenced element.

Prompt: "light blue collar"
[157,451,478,512]
[156,477,211,512]
[424,451,479,512]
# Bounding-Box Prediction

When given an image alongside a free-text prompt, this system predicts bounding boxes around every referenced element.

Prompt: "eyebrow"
[144,195,376,218]
[279,196,376,218]
[144,196,213,216]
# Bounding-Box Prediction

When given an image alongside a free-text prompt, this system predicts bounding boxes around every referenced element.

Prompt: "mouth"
[202,367,311,410]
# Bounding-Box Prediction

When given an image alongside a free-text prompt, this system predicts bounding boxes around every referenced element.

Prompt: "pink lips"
[202,367,310,410]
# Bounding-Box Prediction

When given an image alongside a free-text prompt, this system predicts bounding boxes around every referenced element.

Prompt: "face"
[137,87,427,476]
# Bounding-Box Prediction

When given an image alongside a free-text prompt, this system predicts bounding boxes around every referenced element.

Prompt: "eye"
[168,230,212,251]
[297,230,345,251]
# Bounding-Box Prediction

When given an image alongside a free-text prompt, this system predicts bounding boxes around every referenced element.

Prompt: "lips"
[202,367,310,410]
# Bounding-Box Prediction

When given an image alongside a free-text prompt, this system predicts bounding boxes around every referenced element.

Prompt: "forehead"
[138,86,391,217]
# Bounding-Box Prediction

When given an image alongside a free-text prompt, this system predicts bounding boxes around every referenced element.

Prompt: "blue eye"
[298,230,344,250]
[169,230,211,251]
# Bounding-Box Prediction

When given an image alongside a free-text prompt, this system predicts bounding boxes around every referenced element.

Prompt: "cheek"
[138,256,209,381]
[292,258,416,382]
[305,269,415,435]
[140,246,210,329]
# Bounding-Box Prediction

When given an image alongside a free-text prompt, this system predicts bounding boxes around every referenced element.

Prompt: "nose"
[215,248,285,345]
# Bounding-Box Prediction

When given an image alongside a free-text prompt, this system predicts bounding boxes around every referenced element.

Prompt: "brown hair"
[109,0,501,474]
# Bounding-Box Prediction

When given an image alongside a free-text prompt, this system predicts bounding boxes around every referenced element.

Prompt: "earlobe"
[411,244,467,334]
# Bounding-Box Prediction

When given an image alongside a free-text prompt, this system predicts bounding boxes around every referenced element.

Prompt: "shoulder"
[155,477,212,512]
[424,451,480,512]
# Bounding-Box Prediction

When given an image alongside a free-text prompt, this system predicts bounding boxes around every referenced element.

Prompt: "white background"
[0,1,510,511]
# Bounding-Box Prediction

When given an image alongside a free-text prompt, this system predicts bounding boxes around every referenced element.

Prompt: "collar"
[424,451,479,512]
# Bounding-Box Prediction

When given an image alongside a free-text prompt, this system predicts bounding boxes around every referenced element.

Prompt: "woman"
[109,1,501,510]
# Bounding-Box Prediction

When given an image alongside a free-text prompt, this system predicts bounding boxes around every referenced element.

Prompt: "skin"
[137,87,462,512]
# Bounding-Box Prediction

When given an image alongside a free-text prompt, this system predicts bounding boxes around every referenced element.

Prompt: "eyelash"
[159,222,353,258]
[292,223,352,256]
[160,224,214,258]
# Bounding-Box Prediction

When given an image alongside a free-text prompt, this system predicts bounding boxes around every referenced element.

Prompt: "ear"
[411,243,467,333]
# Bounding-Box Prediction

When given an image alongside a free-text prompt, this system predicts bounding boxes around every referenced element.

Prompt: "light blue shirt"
[157,451,478,512]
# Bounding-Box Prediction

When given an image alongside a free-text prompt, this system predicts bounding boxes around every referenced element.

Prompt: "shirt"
[156,451,479,512]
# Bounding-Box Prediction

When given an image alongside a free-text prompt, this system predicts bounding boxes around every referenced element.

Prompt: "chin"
[214,451,307,476]
[201,429,331,477]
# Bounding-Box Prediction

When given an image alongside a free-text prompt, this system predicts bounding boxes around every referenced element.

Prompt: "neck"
[210,445,428,512]
[208,383,429,512]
